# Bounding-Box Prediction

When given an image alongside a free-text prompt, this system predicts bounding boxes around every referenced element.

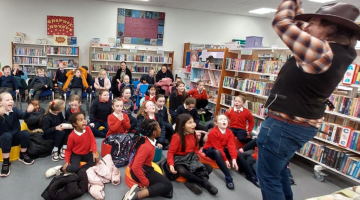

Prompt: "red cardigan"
[65,126,97,163]
[106,113,131,137]
[187,89,207,100]
[225,107,255,131]
[203,127,238,161]
[130,139,155,187]
[167,133,198,166]
[145,95,156,103]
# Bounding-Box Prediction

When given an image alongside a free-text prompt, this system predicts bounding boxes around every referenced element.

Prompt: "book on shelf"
[246,101,265,117]
[91,53,172,63]
[13,47,45,56]
[47,46,78,55]
[342,64,359,85]
[225,58,284,74]
[223,76,274,96]
[13,57,43,65]
[220,93,234,107]
[326,94,360,117]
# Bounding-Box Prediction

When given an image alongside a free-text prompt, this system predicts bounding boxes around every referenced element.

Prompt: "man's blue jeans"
[257,116,318,200]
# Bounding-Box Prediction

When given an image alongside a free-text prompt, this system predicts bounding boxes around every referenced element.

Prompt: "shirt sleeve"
[167,134,179,166]
[272,0,333,74]
[226,132,238,160]
[246,110,255,132]
[65,134,73,163]
[131,146,150,187]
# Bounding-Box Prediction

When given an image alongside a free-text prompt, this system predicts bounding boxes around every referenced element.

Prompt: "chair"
[29,89,54,101]
[10,91,22,110]
[136,85,149,107]
[64,91,89,113]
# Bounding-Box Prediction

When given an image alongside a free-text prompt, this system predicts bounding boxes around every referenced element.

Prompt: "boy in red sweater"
[187,80,208,111]
[45,113,99,177]
[107,98,131,137]
[167,114,217,195]
[225,95,255,144]
[123,119,173,200]
[203,114,239,190]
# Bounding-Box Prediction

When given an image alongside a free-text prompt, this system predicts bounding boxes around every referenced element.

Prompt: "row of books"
[325,94,360,117]
[91,54,172,63]
[20,66,37,74]
[342,64,360,85]
[47,59,78,68]
[47,47,79,55]
[223,76,274,96]
[247,101,265,117]
[13,48,45,57]
[298,141,360,179]
[13,57,42,65]
[91,65,160,73]
[225,58,283,74]
[317,122,360,150]
[220,93,234,107]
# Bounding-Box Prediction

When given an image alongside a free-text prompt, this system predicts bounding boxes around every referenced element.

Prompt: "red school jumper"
[203,127,238,161]
[225,107,255,131]
[187,89,207,100]
[130,138,155,187]
[167,133,198,166]
[65,126,97,163]
[106,113,131,137]
[145,95,156,103]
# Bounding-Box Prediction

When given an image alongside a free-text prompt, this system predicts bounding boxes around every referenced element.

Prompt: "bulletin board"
[117,8,165,46]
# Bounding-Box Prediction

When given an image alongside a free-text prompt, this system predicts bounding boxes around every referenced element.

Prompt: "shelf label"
[241,49,253,55]
[130,49,137,53]
[269,75,276,81]
[103,47,110,52]
[157,50,164,55]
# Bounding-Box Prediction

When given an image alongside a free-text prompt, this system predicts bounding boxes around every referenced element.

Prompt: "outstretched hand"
[27,103,34,113]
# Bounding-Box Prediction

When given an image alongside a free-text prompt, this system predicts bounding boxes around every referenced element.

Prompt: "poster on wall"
[117,8,165,46]
[47,16,74,36]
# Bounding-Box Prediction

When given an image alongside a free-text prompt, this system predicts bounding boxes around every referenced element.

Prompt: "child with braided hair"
[123,119,173,200]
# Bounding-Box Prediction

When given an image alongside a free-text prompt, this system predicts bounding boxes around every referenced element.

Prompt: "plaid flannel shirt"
[270,0,334,128]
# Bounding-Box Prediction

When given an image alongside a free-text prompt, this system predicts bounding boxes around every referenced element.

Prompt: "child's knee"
[2,132,13,142]
[164,179,173,192]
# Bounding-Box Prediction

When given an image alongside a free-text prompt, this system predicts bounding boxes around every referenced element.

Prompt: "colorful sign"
[47,16,74,36]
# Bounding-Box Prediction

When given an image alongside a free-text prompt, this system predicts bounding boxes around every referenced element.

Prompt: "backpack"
[103,133,133,167]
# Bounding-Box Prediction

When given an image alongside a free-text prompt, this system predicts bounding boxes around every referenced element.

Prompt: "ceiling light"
[308,0,335,3]
[249,8,277,15]
[141,0,149,1]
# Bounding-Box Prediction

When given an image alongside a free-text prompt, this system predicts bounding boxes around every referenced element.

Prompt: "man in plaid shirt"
[257,1,360,199]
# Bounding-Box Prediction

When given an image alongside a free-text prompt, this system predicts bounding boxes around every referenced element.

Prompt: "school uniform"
[169,91,186,124]
[176,104,208,132]
[156,106,174,141]
[42,111,67,150]
[24,107,45,131]
[136,114,167,145]
[89,98,112,138]
[145,95,156,103]
[64,107,86,121]
[121,97,136,132]
[107,112,131,137]
[0,75,18,93]
[187,89,208,109]
[65,126,97,172]
[30,76,49,100]
[70,77,83,96]
[55,69,67,96]
[225,107,254,144]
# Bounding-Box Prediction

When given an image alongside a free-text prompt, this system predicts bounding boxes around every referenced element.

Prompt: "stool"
[234,137,246,150]
[199,113,206,125]
[80,152,99,168]
[125,162,163,188]
[153,147,162,162]
[0,145,21,162]
[21,121,31,133]
[252,147,258,160]
[101,139,112,158]
[198,148,219,169]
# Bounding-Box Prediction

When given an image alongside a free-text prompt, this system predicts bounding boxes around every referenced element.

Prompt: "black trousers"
[0,131,30,153]
[196,99,208,110]
[229,128,252,144]
[131,165,173,197]
[164,122,174,141]
[174,163,212,184]
[129,115,137,132]
[66,152,96,173]
[42,130,66,149]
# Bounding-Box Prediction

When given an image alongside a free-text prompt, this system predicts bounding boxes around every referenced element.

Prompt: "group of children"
[0,64,264,199]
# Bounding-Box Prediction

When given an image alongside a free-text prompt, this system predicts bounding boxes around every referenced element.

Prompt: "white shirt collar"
[150,94,155,99]
[234,107,243,112]
[197,89,203,94]
[147,137,156,146]
[4,110,13,115]
[74,129,85,136]
[156,106,163,110]
[148,114,155,119]
[113,112,119,118]
[183,103,187,109]
[219,128,226,134]
[49,109,57,115]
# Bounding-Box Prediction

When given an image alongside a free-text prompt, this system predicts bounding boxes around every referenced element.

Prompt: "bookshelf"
[11,42,80,78]
[88,46,174,81]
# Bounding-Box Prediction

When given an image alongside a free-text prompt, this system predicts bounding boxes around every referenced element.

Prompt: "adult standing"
[114,61,132,97]
[257,1,359,200]
[156,65,174,96]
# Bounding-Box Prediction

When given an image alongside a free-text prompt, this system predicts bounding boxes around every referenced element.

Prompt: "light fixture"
[249,8,277,15]
[141,0,149,1]
[308,0,335,3]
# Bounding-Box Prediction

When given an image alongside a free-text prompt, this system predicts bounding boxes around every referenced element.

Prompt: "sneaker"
[59,148,65,160]
[1,163,10,177]
[18,153,34,165]
[45,165,62,178]
[202,181,218,195]
[122,184,141,200]
[184,181,203,195]
[52,151,59,162]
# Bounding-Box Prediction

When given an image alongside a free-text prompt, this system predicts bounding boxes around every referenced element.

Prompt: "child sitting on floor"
[144,84,157,103]
[176,97,208,132]
[122,119,173,200]
[187,80,208,111]
[94,69,111,96]
[107,98,130,137]
[119,75,133,98]
[24,98,45,132]
[136,101,168,149]
[171,77,182,93]
[121,87,137,132]
[0,92,35,177]
[89,89,112,138]
[41,99,67,162]
[167,113,218,195]
[147,69,156,85]
[155,94,174,142]
[135,75,149,97]
[225,95,255,145]
[65,94,86,121]
[45,112,99,177]
[169,81,187,124]
[29,68,49,100]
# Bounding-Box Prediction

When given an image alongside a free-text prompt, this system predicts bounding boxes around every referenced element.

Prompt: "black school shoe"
[1,163,10,177]
[184,181,203,195]
[201,181,218,195]
[18,153,34,165]
[246,175,260,188]
[225,178,235,190]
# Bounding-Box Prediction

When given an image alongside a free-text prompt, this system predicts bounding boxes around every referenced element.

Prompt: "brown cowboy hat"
[295,3,360,39]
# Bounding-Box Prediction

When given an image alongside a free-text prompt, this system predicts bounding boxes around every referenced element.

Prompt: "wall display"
[47,15,74,36]
[117,8,165,46]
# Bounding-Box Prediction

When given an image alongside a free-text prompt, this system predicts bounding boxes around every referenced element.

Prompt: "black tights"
[204,147,233,180]
[174,163,212,184]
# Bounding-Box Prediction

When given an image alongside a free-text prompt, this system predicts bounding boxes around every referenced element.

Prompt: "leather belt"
[268,113,312,127]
